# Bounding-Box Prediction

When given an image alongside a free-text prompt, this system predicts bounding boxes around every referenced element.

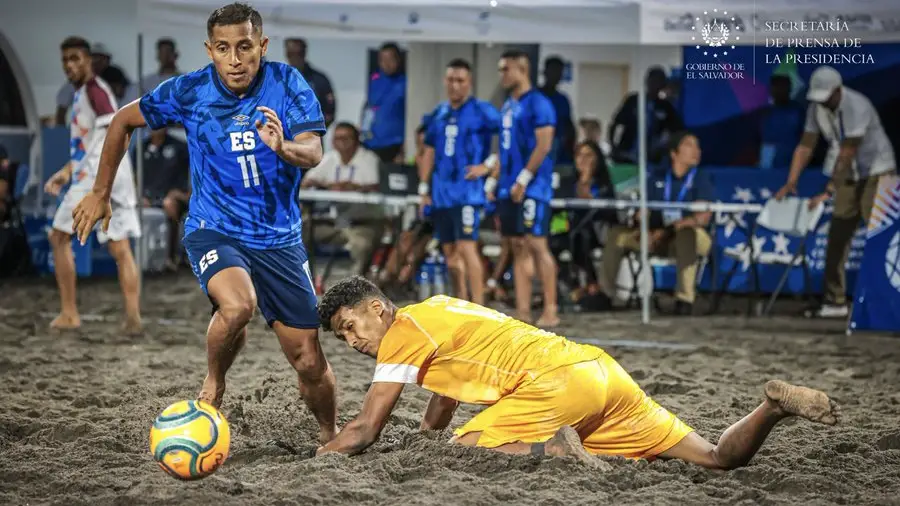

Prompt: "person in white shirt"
[43,37,142,333]
[301,122,383,275]
[775,65,897,319]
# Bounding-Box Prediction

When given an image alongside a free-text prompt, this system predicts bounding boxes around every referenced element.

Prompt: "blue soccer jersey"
[425,97,501,209]
[498,89,557,203]
[139,60,325,249]
[362,72,406,149]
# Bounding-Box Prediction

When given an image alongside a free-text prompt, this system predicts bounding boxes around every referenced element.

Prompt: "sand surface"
[2,272,900,505]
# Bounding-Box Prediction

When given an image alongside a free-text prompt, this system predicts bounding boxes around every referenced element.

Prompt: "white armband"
[515,170,533,187]
[418,182,430,196]
[484,177,498,194]
[484,154,499,170]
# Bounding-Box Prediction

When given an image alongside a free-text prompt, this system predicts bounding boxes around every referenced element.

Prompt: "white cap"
[806,66,842,103]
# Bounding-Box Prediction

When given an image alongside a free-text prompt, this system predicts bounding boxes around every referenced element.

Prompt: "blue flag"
[849,175,900,333]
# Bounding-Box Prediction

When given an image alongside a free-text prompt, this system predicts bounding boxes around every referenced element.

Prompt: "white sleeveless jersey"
[69,76,136,206]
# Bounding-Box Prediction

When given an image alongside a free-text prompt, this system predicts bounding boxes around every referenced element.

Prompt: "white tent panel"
[138,0,642,44]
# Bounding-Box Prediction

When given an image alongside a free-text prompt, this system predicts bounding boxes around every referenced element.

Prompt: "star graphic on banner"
[759,187,773,200]
[732,187,755,203]
[723,211,748,239]
[773,233,791,255]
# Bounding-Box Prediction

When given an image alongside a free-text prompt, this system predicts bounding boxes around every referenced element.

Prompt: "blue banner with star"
[652,167,866,295]
[849,175,900,333]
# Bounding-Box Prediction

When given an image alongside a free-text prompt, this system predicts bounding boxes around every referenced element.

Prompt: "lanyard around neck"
[665,168,697,203]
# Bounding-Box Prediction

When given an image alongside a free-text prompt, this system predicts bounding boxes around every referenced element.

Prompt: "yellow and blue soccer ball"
[149,400,231,480]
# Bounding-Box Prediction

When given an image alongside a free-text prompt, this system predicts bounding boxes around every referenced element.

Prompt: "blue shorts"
[497,198,551,237]
[183,229,318,329]
[433,205,481,244]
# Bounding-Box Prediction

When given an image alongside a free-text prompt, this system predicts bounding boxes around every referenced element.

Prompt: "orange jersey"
[372,296,605,404]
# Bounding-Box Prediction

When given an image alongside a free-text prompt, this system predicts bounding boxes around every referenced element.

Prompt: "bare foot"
[319,426,339,445]
[536,311,560,329]
[544,426,594,463]
[764,380,841,426]
[198,377,226,409]
[50,313,81,330]
[122,315,143,336]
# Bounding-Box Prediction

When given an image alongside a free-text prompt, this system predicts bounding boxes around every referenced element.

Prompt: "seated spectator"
[609,66,683,165]
[758,73,805,170]
[302,122,383,275]
[579,117,612,162]
[138,127,190,268]
[567,141,617,306]
[598,131,713,315]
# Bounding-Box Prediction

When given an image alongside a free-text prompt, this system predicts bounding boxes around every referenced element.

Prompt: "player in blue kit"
[419,59,501,305]
[70,3,338,444]
[487,49,559,327]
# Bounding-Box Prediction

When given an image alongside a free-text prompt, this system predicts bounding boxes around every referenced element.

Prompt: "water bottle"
[432,254,447,296]
[417,259,432,301]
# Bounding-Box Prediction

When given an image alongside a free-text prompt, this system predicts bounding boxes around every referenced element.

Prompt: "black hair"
[333,122,360,140]
[576,140,612,191]
[447,58,471,72]
[646,66,667,81]
[380,42,401,56]
[157,38,176,51]
[770,73,791,86]
[207,2,263,38]
[501,48,528,60]
[544,56,565,68]
[318,276,388,332]
[668,130,697,154]
[60,36,91,54]
[416,123,428,135]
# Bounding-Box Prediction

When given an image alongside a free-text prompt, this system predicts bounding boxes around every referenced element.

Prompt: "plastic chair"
[714,197,825,316]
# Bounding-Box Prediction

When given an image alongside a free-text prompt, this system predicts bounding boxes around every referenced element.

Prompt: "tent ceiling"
[137,0,900,44]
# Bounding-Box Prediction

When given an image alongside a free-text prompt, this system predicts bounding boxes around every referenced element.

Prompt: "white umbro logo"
[233,114,250,126]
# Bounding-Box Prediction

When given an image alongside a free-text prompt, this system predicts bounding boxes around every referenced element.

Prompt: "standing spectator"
[361,42,406,163]
[599,131,713,315]
[758,73,805,170]
[54,42,131,125]
[140,38,182,94]
[775,65,897,318]
[285,38,336,129]
[301,123,382,275]
[609,66,683,165]
[137,127,190,268]
[540,56,575,165]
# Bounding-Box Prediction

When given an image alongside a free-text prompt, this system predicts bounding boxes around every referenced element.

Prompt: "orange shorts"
[454,353,693,459]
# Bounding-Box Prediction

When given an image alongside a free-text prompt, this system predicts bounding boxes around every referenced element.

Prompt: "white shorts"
[52,189,142,244]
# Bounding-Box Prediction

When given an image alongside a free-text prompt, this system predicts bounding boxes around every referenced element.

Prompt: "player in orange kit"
[315,276,841,469]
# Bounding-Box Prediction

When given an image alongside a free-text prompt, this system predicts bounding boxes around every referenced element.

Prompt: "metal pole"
[135,33,145,295]
[638,66,650,324]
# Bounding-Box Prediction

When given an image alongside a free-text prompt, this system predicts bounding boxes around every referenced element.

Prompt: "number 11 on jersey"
[237,155,260,188]
[231,131,261,188]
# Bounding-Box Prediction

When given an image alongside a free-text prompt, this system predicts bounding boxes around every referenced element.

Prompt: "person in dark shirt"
[758,74,805,170]
[362,42,407,163]
[540,56,575,165]
[598,131,714,315]
[609,66,683,165]
[138,127,190,267]
[0,145,10,222]
[285,38,336,128]
[568,141,616,305]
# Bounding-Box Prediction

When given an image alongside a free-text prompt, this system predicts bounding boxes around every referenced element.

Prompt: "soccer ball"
[149,400,231,480]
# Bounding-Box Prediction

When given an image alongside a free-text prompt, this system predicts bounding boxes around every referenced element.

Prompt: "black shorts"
[370,144,404,163]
